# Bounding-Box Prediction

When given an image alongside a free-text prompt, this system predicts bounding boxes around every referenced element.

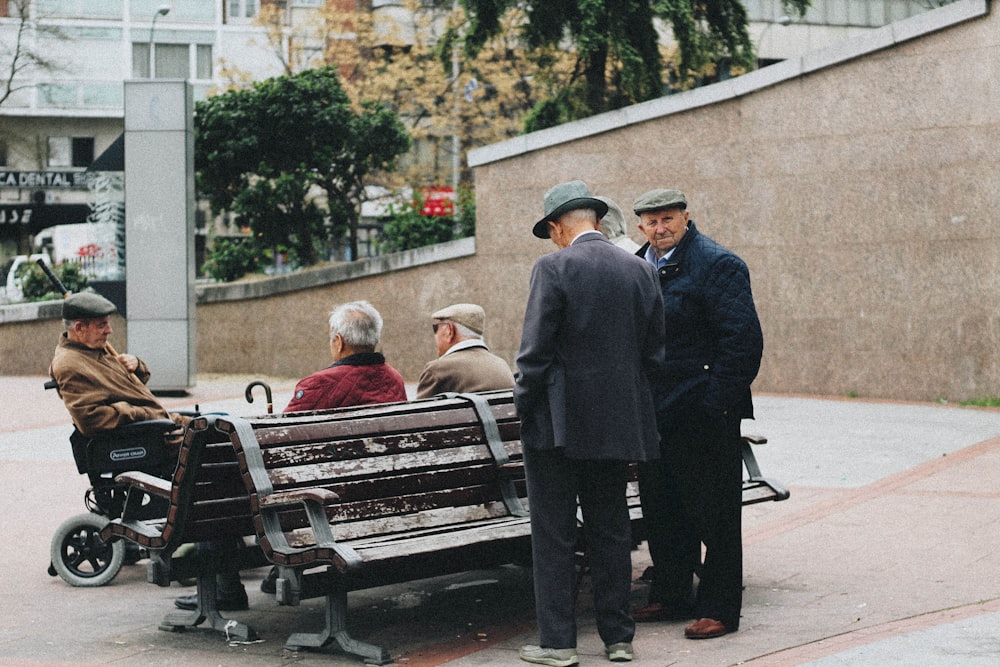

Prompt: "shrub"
[201,237,265,282]
[21,262,89,301]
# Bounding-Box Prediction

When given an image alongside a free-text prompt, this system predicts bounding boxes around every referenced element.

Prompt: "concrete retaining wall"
[4,1,997,402]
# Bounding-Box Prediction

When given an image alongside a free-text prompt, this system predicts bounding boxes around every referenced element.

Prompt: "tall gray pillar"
[124,80,196,392]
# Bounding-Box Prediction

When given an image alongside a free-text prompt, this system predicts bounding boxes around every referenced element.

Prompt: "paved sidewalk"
[1,374,999,666]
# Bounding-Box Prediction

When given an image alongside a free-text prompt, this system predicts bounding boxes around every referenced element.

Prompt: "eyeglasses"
[433,321,453,334]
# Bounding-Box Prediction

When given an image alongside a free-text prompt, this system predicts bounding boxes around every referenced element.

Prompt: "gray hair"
[562,207,599,225]
[328,300,383,348]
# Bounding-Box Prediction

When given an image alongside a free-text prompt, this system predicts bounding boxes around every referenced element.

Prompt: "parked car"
[0,253,52,304]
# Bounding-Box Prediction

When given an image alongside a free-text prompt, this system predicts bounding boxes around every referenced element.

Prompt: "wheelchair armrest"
[94,419,181,442]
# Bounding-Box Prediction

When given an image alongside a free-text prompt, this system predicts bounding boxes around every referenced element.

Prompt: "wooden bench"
[211,390,533,664]
[101,389,788,663]
[99,416,270,642]
[740,434,791,505]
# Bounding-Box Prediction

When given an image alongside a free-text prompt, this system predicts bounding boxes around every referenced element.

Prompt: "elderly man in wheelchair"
[47,291,247,610]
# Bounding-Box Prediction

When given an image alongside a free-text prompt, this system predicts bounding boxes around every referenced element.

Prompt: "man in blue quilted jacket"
[631,188,763,640]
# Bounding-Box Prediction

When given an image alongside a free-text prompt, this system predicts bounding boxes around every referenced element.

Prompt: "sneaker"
[519,645,579,666]
[605,642,633,662]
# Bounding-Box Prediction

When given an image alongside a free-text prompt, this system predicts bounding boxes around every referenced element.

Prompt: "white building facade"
[0,0,950,262]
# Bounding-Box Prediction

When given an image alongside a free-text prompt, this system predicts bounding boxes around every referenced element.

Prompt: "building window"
[132,43,214,80]
[227,0,259,22]
[48,137,94,168]
[0,139,7,167]
[196,44,213,80]
[155,43,191,78]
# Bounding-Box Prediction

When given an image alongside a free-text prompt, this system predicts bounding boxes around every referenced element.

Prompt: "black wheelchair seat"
[69,419,179,477]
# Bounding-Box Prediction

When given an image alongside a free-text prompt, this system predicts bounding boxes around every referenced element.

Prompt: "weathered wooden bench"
[212,390,533,664]
[98,416,270,642]
[100,389,787,664]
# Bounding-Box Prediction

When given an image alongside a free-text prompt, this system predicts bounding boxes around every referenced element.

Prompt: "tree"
[0,0,66,109]
[251,1,573,188]
[195,66,410,264]
[460,0,811,129]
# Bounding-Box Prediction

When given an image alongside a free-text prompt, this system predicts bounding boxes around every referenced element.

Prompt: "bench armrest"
[114,470,172,498]
[260,487,339,508]
[258,490,362,575]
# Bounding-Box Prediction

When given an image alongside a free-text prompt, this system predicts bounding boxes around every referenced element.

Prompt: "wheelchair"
[45,380,192,587]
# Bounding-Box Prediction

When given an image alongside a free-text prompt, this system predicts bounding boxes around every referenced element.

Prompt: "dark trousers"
[638,410,743,629]
[523,447,635,649]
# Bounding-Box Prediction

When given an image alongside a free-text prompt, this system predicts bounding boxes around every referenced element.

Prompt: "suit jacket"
[514,232,665,461]
[415,343,515,399]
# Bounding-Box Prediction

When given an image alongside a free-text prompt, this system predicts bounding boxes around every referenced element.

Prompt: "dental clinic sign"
[0,171,90,189]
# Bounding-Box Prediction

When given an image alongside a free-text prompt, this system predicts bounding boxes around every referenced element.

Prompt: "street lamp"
[148,5,172,78]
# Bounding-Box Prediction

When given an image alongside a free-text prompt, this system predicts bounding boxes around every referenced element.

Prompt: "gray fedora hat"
[533,180,609,239]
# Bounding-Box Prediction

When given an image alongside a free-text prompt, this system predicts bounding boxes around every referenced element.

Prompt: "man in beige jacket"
[416,303,514,399]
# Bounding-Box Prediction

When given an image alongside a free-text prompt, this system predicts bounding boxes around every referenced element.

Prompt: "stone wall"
[4,1,998,402]
[467,0,1000,402]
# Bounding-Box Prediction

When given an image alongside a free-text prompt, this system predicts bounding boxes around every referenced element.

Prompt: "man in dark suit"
[515,180,666,666]
[630,188,763,641]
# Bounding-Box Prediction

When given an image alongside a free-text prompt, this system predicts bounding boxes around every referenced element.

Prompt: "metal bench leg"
[741,439,790,503]
[285,587,392,665]
[159,575,257,642]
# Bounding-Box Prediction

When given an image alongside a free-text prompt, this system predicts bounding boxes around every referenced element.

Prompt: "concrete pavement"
[1,374,999,666]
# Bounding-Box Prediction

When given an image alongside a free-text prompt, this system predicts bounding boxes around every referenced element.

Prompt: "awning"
[87,133,124,172]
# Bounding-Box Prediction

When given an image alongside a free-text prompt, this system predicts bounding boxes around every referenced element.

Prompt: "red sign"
[418,187,455,217]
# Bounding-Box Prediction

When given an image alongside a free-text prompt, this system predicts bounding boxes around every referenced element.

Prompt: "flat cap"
[596,196,626,238]
[633,188,687,214]
[63,291,116,320]
[432,303,485,335]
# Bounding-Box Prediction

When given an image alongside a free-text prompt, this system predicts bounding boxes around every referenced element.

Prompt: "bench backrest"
[214,391,527,553]
[102,415,255,551]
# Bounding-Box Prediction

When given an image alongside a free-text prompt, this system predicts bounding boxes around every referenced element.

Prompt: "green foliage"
[201,237,265,283]
[959,396,1000,408]
[195,66,410,263]
[378,192,461,254]
[455,185,476,238]
[461,0,811,129]
[21,262,88,301]
[232,172,326,267]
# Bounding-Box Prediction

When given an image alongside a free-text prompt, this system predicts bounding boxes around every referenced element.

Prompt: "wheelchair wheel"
[49,513,124,587]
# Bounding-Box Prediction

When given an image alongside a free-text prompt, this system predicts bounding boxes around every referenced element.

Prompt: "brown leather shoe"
[684,618,730,639]
[632,602,695,622]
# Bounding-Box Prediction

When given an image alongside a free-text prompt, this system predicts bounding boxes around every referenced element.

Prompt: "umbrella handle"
[245,380,274,414]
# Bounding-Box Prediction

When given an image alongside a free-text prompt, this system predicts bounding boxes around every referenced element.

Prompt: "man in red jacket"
[284,299,407,411]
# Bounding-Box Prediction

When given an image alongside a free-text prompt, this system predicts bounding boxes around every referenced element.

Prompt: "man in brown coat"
[50,291,248,612]
[49,292,188,446]
[415,303,514,399]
